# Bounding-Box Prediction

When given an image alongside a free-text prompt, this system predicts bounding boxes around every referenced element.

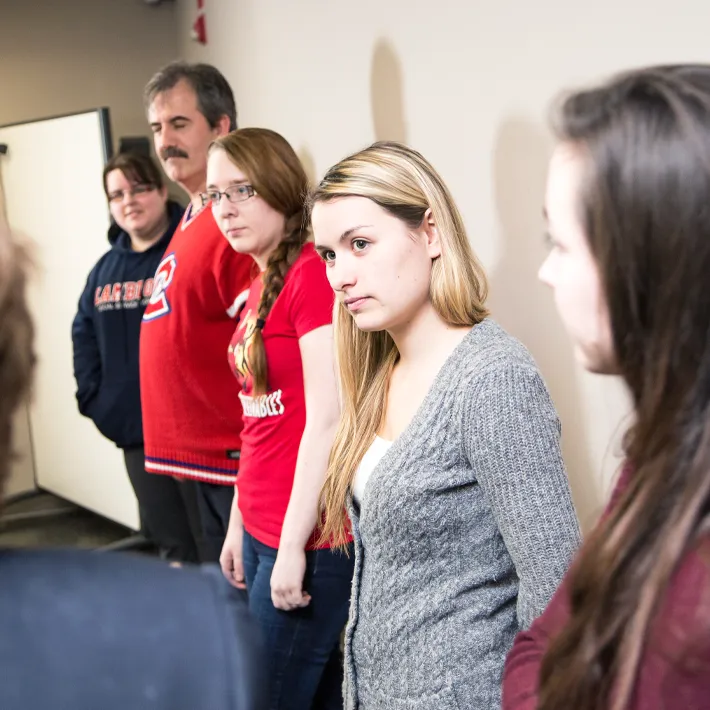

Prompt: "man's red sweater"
[139,205,253,485]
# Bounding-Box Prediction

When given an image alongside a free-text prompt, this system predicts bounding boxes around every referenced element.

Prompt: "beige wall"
[0,0,178,152]
[174,0,706,530]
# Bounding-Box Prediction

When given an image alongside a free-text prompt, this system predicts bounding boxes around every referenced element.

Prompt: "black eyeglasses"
[201,184,256,208]
[107,184,156,203]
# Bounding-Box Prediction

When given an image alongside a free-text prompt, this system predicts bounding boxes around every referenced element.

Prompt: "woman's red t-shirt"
[228,243,335,550]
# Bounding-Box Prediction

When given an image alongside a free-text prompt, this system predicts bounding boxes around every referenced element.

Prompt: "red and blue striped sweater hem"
[145,453,237,485]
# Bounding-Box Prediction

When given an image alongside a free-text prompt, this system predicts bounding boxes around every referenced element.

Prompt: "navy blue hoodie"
[71,201,184,448]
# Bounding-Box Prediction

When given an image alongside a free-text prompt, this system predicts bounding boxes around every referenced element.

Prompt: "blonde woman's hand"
[270,546,311,611]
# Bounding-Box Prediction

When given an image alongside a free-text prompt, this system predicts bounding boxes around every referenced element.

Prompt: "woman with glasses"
[72,151,201,564]
[205,128,354,710]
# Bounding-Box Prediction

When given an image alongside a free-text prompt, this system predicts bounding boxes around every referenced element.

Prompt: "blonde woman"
[309,141,581,710]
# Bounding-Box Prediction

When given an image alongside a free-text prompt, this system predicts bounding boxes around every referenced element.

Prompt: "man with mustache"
[140,62,253,563]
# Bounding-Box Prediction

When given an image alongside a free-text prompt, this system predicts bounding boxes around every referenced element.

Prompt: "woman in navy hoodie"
[72,152,199,563]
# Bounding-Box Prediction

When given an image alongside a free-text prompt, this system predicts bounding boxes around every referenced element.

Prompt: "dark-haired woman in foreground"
[503,64,710,710]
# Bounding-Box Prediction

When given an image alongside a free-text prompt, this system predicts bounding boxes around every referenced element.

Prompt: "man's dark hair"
[144,61,237,131]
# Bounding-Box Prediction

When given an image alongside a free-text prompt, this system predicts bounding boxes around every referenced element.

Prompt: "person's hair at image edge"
[102,152,164,197]
[144,60,238,131]
[0,220,35,507]
[208,127,310,395]
[537,64,710,710]
[307,140,489,548]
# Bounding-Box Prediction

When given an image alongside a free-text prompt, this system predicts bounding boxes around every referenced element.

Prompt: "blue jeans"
[242,530,354,710]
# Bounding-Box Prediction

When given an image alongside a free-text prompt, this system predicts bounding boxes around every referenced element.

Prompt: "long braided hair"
[210,128,310,395]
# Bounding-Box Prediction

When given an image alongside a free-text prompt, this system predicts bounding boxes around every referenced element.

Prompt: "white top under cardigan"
[352,436,393,505]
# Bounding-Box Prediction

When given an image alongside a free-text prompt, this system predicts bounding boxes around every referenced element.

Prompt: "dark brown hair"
[144,61,237,132]
[539,65,710,710]
[102,152,164,197]
[0,220,35,508]
[209,128,309,395]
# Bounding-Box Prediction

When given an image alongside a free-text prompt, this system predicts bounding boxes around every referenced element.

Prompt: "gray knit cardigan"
[344,319,581,709]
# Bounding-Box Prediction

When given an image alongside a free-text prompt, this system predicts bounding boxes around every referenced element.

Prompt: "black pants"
[123,446,201,564]
[193,482,235,563]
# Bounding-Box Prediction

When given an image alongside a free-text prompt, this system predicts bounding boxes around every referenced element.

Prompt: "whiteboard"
[0,109,139,529]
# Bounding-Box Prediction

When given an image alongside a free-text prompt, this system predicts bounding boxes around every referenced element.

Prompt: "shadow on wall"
[296,36,409,191]
[370,39,408,144]
[489,117,602,531]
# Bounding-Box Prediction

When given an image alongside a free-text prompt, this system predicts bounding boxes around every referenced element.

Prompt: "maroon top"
[502,467,710,710]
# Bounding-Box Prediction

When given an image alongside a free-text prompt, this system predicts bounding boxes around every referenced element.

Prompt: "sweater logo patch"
[143,253,177,322]
[239,390,285,418]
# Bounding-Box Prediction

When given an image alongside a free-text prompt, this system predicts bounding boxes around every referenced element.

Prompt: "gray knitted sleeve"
[462,360,581,629]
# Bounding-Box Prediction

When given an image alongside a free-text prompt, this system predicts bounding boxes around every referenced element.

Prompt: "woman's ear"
[422,208,442,259]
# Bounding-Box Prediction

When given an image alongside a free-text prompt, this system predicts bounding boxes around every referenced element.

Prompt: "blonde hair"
[209,128,310,395]
[309,141,489,546]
